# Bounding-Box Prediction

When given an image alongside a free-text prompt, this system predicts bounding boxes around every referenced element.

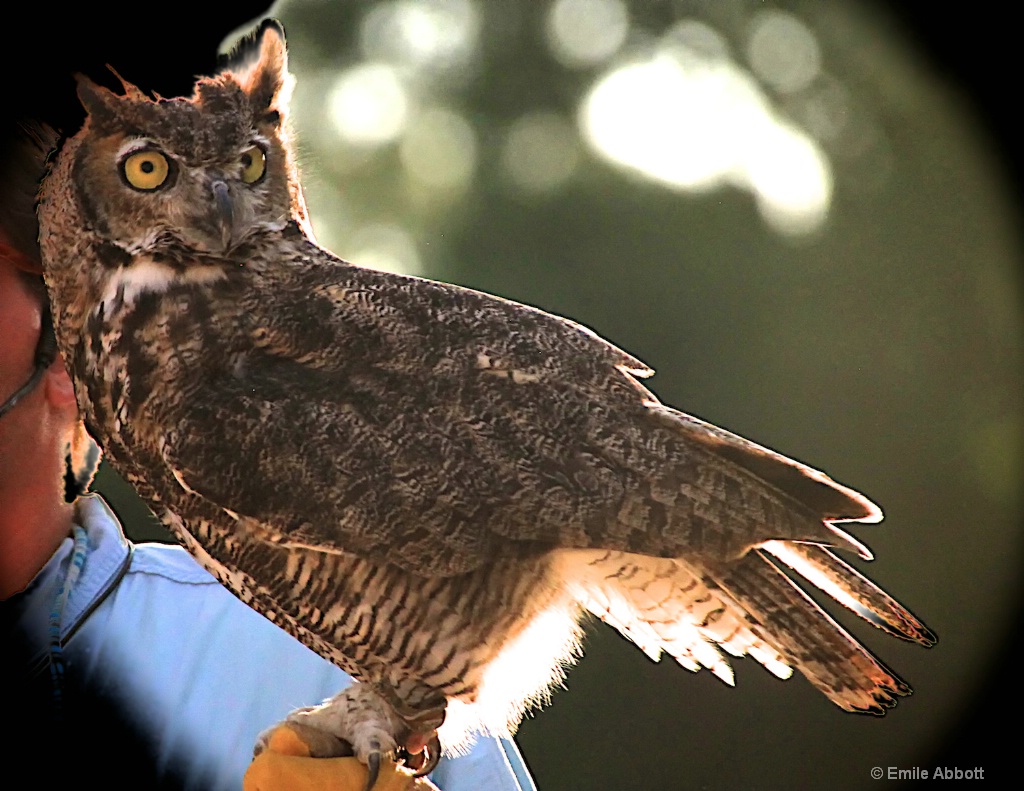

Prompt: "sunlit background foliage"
[99,1,1021,787]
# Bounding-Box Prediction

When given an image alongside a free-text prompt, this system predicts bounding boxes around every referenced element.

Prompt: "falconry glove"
[244,724,439,791]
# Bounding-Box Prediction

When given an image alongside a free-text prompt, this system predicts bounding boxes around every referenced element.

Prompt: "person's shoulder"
[77,495,330,668]
[129,540,219,587]
[76,493,219,588]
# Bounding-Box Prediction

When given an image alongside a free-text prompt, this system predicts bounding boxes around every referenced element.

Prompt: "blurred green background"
[95,1,1022,788]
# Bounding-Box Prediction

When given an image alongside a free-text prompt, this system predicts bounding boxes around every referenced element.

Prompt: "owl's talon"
[364,746,382,791]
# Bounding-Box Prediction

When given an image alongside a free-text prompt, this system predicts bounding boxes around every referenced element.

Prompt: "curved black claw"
[412,734,442,778]
[364,742,382,791]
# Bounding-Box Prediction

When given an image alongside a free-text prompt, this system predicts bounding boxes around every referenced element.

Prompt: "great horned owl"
[38,20,934,781]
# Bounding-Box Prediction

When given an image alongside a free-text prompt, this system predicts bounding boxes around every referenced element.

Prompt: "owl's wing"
[158,255,878,576]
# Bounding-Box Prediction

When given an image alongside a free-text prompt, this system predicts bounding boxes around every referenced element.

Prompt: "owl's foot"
[255,683,445,791]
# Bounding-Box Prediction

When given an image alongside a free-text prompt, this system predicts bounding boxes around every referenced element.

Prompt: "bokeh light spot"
[746,10,821,94]
[328,62,410,146]
[746,120,832,235]
[581,22,832,234]
[581,54,760,191]
[502,111,580,192]
[661,18,731,64]
[546,0,630,69]
[361,0,480,74]
[400,106,477,192]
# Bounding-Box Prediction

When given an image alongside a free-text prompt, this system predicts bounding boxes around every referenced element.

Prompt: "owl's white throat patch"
[99,257,227,310]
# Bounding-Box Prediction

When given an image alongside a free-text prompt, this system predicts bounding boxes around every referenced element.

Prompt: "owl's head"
[63,20,306,257]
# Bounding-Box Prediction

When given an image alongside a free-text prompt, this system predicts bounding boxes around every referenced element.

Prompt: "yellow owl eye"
[240,145,266,184]
[122,150,171,191]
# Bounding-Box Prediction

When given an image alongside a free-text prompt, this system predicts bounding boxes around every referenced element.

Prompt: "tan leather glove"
[244,725,439,791]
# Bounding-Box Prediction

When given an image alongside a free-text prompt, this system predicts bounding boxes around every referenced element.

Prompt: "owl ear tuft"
[221,19,293,120]
[75,74,123,127]
[104,65,150,102]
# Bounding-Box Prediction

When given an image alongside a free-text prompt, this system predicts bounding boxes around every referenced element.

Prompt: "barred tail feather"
[761,541,937,647]
[705,550,912,714]
[557,543,929,714]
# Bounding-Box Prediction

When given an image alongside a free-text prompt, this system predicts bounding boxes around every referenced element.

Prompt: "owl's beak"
[211,180,234,251]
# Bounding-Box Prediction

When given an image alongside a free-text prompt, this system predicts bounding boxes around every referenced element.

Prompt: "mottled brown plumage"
[38,20,934,773]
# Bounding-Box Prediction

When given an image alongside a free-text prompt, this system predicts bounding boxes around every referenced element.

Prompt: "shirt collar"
[8,494,132,659]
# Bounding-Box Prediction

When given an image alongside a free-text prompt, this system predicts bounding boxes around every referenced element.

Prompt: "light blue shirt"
[16,494,535,790]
